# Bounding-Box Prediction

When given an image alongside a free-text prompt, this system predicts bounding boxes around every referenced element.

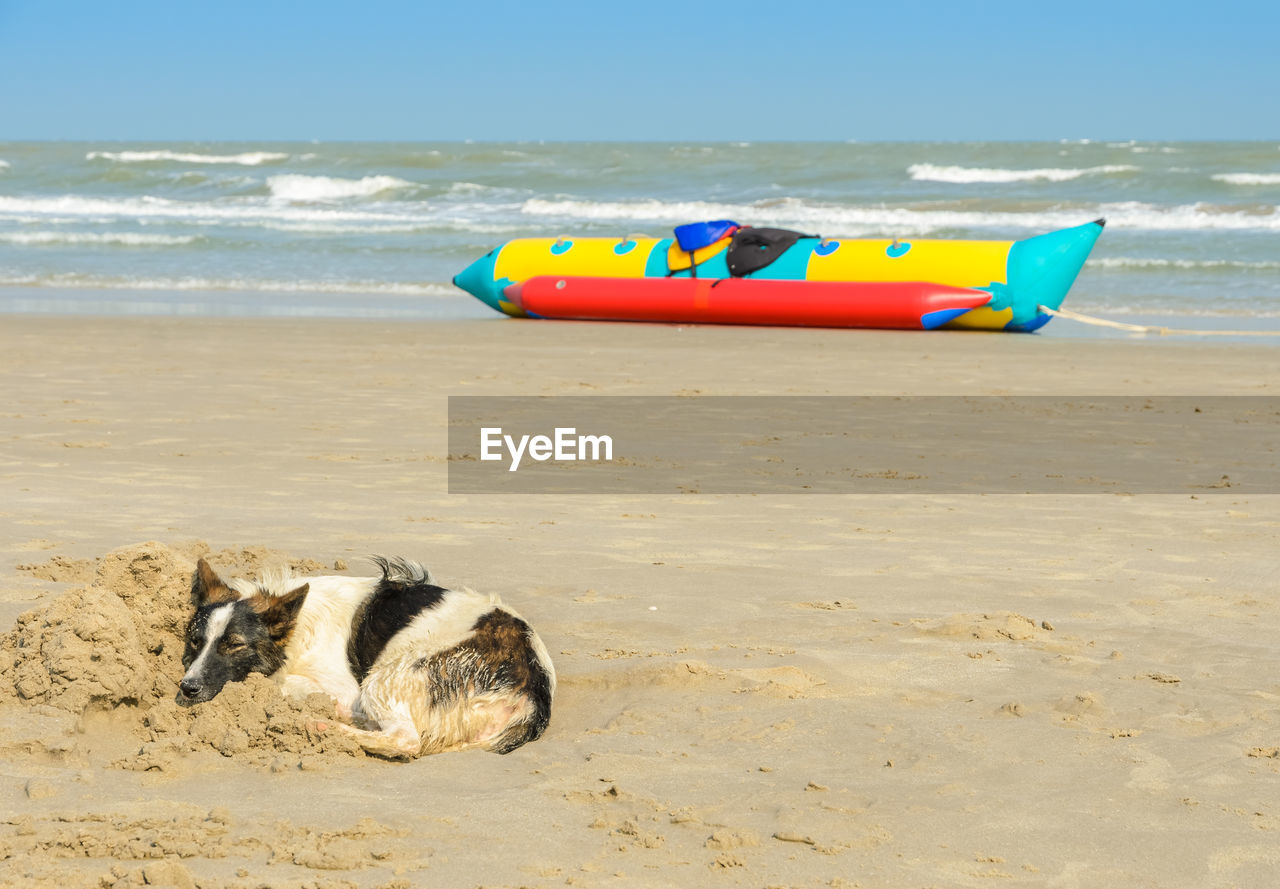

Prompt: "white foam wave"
[1070,303,1280,320]
[0,159,10,170]
[0,194,428,226]
[1090,256,1280,271]
[257,219,527,235]
[0,231,196,247]
[447,181,497,195]
[0,270,456,296]
[257,221,430,234]
[87,150,289,166]
[5,192,1279,237]
[266,174,416,202]
[907,163,1139,183]
[1212,172,1280,186]
[0,193,538,237]
[520,197,1280,233]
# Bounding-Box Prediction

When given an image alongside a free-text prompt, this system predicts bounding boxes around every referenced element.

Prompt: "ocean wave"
[446,181,500,195]
[0,192,537,235]
[519,197,1280,233]
[266,174,417,202]
[1105,142,1180,154]
[257,221,433,235]
[86,150,289,166]
[257,219,527,235]
[0,231,197,247]
[6,192,1280,237]
[1212,173,1280,186]
[1071,303,1280,320]
[0,270,456,296]
[0,193,543,238]
[0,194,428,226]
[907,163,1140,183]
[1090,256,1280,271]
[0,159,9,170]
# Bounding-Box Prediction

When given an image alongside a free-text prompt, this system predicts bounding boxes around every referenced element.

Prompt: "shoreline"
[5,312,1280,386]
[2,287,1279,343]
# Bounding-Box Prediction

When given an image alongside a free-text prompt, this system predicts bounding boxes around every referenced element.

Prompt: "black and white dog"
[178,556,554,758]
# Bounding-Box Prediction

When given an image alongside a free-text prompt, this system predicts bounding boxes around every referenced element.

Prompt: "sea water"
[0,140,1276,325]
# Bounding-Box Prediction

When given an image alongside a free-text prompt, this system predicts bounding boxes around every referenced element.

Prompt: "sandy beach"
[1,314,1278,889]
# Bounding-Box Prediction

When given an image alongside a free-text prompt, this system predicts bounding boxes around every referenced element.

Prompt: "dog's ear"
[191,558,237,607]
[250,583,310,642]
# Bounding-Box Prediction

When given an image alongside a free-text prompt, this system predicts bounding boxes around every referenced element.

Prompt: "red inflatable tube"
[503,276,992,330]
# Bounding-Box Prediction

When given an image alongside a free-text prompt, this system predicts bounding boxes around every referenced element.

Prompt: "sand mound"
[121,673,362,771]
[913,611,1052,642]
[0,542,363,768]
[94,540,201,687]
[1,584,149,712]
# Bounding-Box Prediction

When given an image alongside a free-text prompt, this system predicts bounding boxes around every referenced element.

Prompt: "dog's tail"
[368,555,434,587]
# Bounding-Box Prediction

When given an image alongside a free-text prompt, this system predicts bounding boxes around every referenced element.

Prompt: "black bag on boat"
[725,227,811,277]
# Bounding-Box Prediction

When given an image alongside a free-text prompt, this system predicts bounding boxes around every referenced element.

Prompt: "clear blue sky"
[1,0,1275,141]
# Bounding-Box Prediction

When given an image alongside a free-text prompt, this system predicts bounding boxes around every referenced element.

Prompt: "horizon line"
[2,137,1277,145]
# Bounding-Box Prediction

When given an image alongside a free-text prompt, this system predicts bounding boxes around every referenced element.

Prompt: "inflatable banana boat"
[453,218,1105,332]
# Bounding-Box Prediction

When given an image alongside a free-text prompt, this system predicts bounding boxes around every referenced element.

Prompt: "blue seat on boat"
[674,219,739,252]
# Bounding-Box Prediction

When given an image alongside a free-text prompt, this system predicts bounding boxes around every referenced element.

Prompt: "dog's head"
[177,558,309,706]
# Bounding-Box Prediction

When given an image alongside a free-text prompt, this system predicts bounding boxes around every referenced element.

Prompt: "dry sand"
[0,315,1278,889]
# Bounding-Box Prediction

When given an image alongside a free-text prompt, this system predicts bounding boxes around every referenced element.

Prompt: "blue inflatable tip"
[920,307,974,330]
[1001,220,1106,324]
[454,249,504,312]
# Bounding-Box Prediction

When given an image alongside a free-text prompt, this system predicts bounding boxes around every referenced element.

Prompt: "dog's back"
[348,557,555,756]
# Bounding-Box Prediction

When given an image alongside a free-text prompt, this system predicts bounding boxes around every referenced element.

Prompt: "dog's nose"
[179,678,201,698]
